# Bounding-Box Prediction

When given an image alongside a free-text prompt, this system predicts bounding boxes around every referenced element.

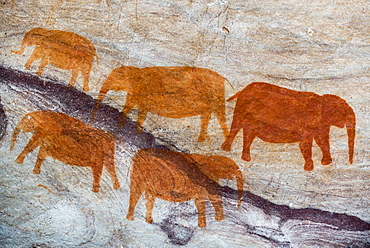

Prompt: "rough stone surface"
[1,1,369,247]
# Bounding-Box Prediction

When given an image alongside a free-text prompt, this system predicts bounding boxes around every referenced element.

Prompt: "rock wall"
[0,1,369,247]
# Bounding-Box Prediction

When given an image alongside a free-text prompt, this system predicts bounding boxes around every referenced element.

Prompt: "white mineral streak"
[282,220,370,247]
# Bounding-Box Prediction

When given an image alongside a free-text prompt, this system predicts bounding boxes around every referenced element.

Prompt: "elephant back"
[235,82,323,132]
[185,153,237,181]
[132,67,226,118]
[43,30,96,62]
[131,148,220,201]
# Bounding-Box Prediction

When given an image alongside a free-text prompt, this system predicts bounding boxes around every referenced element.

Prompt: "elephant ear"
[185,154,220,182]
[321,94,356,163]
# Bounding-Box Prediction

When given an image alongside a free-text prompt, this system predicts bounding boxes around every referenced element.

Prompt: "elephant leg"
[91,164,103,192]
[209,194,224,221]
[194,197,207,228]
[25,48,43,70]
[105,160,120,190]
[214,108,229,141]
[36,57,50,76]
[15,134,41,164]
[198,111,211,142]
[145,192,155,224]
[33,145,48,174]
[299,138,314,171]
[241,126,256,162]
[81,67,91,92]
[68,69,79,88]
[126,182,144,221]
[119,98,135,126]
[221,119,242,151]
[314,131,332,165]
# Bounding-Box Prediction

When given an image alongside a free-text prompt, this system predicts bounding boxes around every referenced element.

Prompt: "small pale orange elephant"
[12,28,96,92]
[11,111,120,192]
[126,148,244,227]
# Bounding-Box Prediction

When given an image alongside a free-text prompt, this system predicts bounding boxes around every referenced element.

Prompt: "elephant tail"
[224,79,235,90]
[227,91,241,102]
[235,170,244,207]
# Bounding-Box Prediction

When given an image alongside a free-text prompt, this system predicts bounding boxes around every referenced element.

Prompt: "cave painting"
[10,111,120,192]
[12,28,96,92]
[91,66,229,142]
[126,148,244,227]
[221,82,356,171]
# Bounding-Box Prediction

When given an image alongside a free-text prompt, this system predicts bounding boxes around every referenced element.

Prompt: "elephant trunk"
[346,109,356,164]
[346,124,355,164]
[11,44,26,55]
[90,90,108,124]
[90,75,110,124]
[11,113,35,151]
[235,170,244,207]
[10,123,22,151]
[12,33,33,55]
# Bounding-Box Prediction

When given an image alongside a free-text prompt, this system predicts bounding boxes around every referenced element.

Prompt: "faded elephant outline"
[91,66,229,142]
[11,111,120,192]
[222,82,356,171]
[12,28,96,92]
[126,148,244,228]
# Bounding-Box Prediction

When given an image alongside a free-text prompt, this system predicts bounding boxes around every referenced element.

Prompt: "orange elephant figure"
[10,111,120,192]
[221,82,356,171]
[12,28,96,92]
[126,148,244,228]
[91,66,229,142]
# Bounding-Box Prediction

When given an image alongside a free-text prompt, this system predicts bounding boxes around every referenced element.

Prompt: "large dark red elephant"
[221,82,356,171]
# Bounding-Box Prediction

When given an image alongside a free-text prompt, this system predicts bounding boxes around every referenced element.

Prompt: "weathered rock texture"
[1,0,369,247]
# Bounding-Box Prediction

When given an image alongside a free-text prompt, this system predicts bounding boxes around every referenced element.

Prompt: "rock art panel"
[0,66,369,247]
[1,0,369,247]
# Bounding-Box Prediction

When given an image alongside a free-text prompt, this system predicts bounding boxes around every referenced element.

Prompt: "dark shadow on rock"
[0,65,172,151]
[0,97,7,142]
[156,202,197,245]
[159,219,195,246]
[221,186,370,232]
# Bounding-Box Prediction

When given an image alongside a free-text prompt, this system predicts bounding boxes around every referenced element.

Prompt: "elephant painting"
[126,148,244,228]
[12,28,96,92]
[91,66,229,142]
[10,111,120,192]
[221,82,356,171]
